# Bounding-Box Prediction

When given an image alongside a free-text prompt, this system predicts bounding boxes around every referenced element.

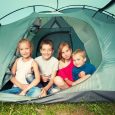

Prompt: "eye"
[20,48,23,51]
[42,49,45,51]
[66,49,69,52]
[26,48,29,50]
[48,49,52,52]
[77,59,80,61]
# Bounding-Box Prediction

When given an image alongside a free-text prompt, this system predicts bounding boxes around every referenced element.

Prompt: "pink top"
[57,59,74,82]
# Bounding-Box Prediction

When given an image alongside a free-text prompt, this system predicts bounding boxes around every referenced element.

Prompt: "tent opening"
[30,16,101,67]
[1,16,102,93]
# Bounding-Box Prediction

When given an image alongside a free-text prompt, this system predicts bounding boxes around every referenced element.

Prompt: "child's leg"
[1,87,21,94]
[26,74,35,84]
[49,84,60,94]
[54,76,69,89]
[26,87,41,97]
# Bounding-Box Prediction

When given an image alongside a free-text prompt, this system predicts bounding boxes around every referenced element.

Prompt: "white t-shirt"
[35,56,58,77]
[14,57,33,87]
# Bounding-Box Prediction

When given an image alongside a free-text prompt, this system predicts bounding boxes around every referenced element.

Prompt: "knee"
[54,76,65,87]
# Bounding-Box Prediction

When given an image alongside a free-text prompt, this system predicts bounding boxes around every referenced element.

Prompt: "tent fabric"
[0,13,39,88]
[0,1,115,103]
[0,0,115,25]
[31,17,86,58]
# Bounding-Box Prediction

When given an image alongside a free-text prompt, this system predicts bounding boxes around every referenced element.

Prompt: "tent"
[0,0,115,103]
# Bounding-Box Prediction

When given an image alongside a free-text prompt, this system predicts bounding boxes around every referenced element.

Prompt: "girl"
[54,42,74,89]
[2,38,41,97]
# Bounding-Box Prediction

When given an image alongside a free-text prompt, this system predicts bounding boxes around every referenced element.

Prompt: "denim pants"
[26,74,60,94]
[1,87,41,97]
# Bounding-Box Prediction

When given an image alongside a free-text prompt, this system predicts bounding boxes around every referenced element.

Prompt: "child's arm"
[72,74,91,86]
[83,64,96,75]
[78,71,86,78]
[11,59,26,90]
[19,60,40,95]
[64,78,73,86]
[40,59,58,96]
[40,71,57,97]
[43,71,57,92]
[78,63,96,78]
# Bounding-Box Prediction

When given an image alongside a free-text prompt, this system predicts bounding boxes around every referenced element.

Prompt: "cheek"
[73,62,77,66]
[40,49,45,54]
[48,51,52,55]
[62,52,66,56]
[76,61,81,66]
[68,51,71,55]
[20,50,24,53]
[79,61,84,66]
[27,49,31,53]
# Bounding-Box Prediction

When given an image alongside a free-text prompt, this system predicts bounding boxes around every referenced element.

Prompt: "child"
[54,42,74,89]
[72,49,96,86]
[35,39,58,96]
[1,38,41,97]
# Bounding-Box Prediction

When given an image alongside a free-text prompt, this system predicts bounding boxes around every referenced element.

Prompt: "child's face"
[40,44,53,60]
[19,42,31,59]
[73,53,86,67]
[61,45,72,60]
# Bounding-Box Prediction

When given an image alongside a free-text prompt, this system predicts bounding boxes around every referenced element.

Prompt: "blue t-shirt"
[72,63,96,81]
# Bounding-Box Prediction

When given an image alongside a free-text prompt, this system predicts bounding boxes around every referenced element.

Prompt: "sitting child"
[72,49,96,86]
[54,42,74,89]
[1,38,41,97]
[35,39,59,97]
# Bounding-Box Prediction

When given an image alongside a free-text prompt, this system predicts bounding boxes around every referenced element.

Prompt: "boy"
[72,49,96,86]
[35,39,58,96]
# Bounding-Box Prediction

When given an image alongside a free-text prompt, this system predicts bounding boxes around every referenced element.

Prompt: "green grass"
[0,102,115,115]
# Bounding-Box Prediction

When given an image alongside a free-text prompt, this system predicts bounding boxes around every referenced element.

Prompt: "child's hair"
[72,49,86,58]
[58,42,72,62]
[39,39,54,50]
[17,38,33,55]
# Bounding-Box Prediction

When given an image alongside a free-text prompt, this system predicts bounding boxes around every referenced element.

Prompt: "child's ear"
[70,49,72,54]
[52,49,54,53]
[84,57,86,62]
[40,49,42,53]
[52,50,54,55]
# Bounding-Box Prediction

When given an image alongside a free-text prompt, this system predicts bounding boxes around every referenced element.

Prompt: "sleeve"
[72,67,79,81]
[52,59,59,72]
[34,57,38,64]
[85,64,96,75]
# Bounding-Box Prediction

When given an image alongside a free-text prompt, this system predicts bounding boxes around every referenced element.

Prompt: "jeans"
[26,74,60,94]
[1,87,41,97]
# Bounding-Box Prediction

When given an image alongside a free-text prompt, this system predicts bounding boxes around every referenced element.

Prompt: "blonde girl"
[2,38,41,97]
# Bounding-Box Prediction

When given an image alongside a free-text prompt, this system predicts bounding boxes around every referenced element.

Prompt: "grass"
[0,102,115,115]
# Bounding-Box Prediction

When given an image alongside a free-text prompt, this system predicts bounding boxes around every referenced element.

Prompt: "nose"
[45,50,49,53]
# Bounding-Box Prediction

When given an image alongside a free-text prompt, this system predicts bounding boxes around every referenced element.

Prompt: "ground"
[0,102,115,115]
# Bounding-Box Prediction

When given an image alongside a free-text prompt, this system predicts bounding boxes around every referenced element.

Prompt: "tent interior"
[0,1,115,103]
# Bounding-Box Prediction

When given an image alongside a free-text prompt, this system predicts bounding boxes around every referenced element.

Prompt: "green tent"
[0,0,115,103]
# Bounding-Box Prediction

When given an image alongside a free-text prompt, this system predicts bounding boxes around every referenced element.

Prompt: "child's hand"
[21,84,29,90]
[39,88,47,97]
[19,85,29,96]
[78,71,86,78]
[19,91,26,96]
[72,82,77,86]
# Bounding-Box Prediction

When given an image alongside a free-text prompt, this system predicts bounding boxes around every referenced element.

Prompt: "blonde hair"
[17,38,33,55]
[58,42,72,62]
[72,49,86,58]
